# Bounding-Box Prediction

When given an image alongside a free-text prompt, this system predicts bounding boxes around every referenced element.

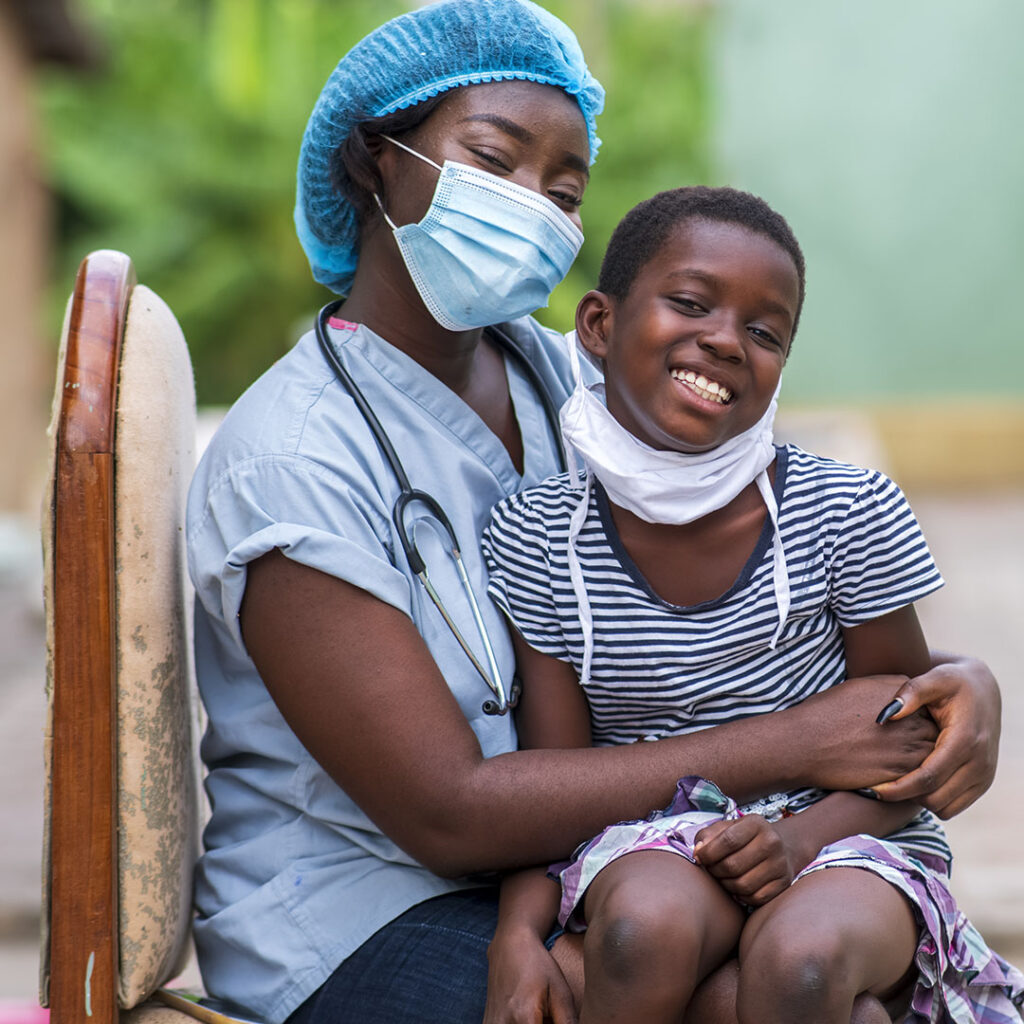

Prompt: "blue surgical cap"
[295,0,604,295]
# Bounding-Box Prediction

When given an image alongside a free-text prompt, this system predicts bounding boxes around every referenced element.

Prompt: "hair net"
[295,0,604,295]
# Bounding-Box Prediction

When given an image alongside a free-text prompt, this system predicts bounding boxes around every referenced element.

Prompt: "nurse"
[186,2,1002,1022]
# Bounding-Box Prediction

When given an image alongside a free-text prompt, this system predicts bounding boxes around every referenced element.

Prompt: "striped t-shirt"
[482,444,950,866]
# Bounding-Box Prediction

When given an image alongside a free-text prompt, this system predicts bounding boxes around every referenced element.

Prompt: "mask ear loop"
[373,193,398,231]
[373,135,444,232]
[380,133,443,170]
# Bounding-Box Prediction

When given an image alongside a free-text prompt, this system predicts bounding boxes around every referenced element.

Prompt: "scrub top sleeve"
[189,453,412,652]
[827,470,944,627]
[481,492,571,661]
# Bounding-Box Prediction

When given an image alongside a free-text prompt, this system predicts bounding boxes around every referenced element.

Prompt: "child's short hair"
[597,186,806,339]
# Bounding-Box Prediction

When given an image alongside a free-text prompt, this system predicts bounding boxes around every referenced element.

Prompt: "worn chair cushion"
[38,297,68,1006]
[113,283,200,1006]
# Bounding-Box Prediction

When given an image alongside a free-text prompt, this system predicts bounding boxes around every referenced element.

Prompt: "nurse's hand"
[782,674,938,797]
[484,927,577,1024]
[868,652,1001,818]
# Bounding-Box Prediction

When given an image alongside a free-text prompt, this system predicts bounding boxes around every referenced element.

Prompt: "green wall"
[711,0,1024,402]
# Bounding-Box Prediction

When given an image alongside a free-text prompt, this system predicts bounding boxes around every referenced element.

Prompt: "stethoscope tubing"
[314,300,565,715]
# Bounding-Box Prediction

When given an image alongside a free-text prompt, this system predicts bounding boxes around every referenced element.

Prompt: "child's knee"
[738,918,853,1016]
[586,882,702,984]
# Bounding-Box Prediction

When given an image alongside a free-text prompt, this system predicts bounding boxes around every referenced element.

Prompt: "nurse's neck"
[339,230,484,396]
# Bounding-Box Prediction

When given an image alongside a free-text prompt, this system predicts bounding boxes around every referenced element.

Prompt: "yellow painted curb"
[778,401,1024,490]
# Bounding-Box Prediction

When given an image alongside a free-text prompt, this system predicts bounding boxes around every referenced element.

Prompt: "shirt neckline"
[594,445,789,613]
[326,321,535,492]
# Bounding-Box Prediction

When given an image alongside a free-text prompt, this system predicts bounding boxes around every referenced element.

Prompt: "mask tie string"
[567,473,595,686]
[563,332,596,686]
[756,469,790,648]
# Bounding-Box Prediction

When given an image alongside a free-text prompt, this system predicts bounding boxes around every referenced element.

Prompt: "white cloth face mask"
[559,330,779,526]
[375,135,584,331]
[558,332,790,682]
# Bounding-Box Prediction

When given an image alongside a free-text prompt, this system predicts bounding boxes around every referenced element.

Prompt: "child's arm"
[484,631,591,1024]
[510,627,593,750]
[694,791,920,907]
[841,604,933,680]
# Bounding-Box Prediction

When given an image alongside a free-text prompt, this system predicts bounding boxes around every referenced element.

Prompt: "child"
[481,187,1024,1023]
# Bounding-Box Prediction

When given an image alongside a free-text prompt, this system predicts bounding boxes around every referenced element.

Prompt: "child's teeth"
[671,368,731,403]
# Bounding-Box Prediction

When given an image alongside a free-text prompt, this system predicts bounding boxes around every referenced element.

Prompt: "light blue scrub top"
[186,316,577,1023]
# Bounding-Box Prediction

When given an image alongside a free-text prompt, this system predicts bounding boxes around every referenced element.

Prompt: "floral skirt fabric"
[553,776,1024,1024]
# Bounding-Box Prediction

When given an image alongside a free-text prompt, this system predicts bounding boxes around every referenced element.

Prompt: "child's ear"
[575,290,613,362]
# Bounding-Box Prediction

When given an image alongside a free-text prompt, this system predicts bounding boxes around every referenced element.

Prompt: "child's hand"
[693,815,802,907]
[484,925,577,1024]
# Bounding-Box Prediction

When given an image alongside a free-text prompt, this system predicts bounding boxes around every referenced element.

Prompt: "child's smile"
[577,219,800,454]
[669,367,733,405]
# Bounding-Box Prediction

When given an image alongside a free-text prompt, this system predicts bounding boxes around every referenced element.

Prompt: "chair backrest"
[41,250,201,1024]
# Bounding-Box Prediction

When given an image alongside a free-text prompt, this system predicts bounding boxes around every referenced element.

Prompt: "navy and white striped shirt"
[482,445,950,865]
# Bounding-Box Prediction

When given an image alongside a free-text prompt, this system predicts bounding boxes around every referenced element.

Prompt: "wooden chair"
[40,250,206,1024]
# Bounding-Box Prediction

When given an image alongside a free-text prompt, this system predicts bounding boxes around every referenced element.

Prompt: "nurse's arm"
[240,549,938,878]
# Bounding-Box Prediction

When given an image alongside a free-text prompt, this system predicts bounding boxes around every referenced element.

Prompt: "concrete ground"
[2,480,1023,1003]
[912,490,1024,966]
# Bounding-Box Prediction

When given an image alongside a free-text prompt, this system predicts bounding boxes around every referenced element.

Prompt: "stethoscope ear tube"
[394,488,508,710]
[315,303,555,716]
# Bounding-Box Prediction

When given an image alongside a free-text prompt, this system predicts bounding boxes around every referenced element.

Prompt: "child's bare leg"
[683,959,741,1023]
[685,961,894,1024]
[556,918,895,1024]
[736,867,918,1024]
[550,932,585,1005]
[578,850,744,1024]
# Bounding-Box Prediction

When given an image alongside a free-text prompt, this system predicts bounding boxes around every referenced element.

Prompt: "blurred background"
[2,0,1022,1006]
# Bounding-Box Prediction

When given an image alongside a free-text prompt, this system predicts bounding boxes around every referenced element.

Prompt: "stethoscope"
[315,300,566,716]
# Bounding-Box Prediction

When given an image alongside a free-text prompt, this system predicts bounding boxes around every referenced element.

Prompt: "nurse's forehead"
[458,112,590,178]
[427,80,590,165]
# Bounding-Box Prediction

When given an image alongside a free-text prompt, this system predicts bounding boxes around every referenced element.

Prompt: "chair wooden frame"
[47,249,136,1024]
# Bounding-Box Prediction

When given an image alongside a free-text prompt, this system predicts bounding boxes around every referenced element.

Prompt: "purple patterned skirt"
[553,776,1024,1023]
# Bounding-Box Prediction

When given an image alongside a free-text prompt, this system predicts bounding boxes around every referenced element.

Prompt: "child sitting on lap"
[481,187,1024,1024]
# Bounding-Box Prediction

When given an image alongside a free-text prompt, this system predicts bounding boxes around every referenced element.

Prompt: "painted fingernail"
[876,698,904,725]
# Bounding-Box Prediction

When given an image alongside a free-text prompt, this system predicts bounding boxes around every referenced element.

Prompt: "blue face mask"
[376,135,584,331]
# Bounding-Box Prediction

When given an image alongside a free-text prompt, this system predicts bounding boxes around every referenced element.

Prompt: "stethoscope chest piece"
[482,677,521,717]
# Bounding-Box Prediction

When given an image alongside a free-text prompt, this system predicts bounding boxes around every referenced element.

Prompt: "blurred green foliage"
[39,0,711,404]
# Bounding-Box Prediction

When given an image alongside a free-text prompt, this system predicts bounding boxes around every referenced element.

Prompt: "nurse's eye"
[549,187,583,210]
[470,148,512,172]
